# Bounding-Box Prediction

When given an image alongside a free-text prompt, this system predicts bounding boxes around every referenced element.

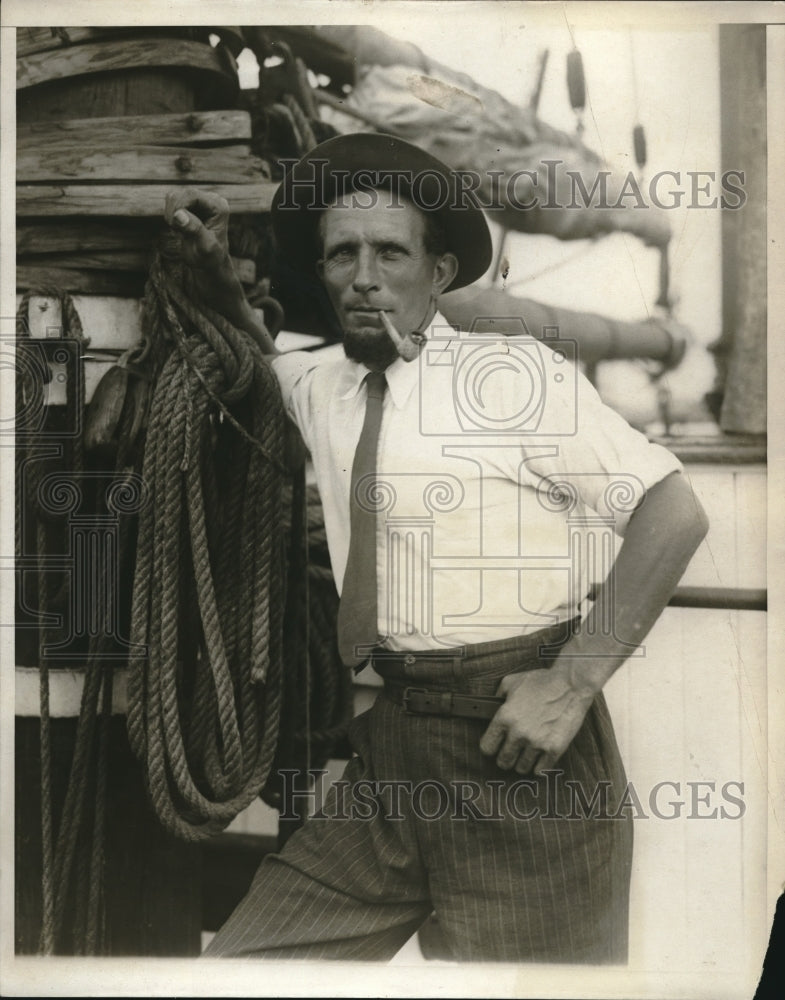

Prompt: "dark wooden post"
[714,24,767,435]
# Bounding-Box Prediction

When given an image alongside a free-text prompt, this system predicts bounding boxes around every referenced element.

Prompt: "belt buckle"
[402,686,426,714]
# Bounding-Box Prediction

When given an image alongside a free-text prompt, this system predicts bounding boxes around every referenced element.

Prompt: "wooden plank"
[17,266,145,298]
[19,219,267,262]
[17,259,255,297]
[17,110,252,151]
[19,251,151,272]
[15,27,213,58]
[18,251,256,285]
[17,182,276,217]
[16,27,109,57]
[18,144,268,183]
[17,220,160,255]
[17,37,237,91]
[18,69,198,126]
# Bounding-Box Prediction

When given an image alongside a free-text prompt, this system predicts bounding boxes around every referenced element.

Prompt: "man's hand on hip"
[480,473,709,778]
[479,667,596,776]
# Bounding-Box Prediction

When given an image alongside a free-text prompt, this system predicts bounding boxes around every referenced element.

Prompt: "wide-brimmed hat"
[270,132,493,292]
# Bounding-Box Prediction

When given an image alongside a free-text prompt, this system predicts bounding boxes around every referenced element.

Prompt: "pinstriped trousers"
[204,624,633,963]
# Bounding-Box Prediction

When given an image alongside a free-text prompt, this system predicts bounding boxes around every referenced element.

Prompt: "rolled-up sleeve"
[519,367,683,534]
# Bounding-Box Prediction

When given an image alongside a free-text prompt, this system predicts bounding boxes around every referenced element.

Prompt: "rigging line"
[628,28,641,122]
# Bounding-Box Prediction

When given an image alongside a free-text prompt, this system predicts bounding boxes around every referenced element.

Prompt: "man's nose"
[352,248,380,293]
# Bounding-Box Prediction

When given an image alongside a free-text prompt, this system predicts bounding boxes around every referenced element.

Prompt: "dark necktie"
[337,371,387,669]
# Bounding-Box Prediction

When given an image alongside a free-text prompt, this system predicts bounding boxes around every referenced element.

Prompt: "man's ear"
[432,252,459,295]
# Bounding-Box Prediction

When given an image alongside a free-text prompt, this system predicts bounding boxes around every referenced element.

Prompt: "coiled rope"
[126,233,287,841]
[261,482,354,816]
[17,262,352,953]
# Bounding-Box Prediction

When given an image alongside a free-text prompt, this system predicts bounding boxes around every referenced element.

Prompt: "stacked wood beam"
[16,29,275,297]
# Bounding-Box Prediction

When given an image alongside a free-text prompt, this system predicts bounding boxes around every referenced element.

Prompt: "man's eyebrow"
[323,238,358,256]
[323,237,413,257]
[372,239,412,254]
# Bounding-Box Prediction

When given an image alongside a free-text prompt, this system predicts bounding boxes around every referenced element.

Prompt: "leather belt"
[383,681,504,721]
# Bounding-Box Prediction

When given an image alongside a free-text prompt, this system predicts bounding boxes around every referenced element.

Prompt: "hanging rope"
[126,233,288,841]
[16,287,129,955]
[17,288,82,955]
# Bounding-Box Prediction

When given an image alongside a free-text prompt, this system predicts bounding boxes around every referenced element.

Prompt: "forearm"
[231,296,281,357]
[483,472,707,774]
[552,471,709,695]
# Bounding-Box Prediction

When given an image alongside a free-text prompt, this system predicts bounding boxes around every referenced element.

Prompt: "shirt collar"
[338,311,454,409]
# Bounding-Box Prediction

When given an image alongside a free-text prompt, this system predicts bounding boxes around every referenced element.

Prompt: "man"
[165,133,708,963]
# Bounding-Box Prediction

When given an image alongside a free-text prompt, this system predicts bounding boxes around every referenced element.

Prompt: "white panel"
[681,608,745,971]
[678,468,738,589]
[20,294,144,349]
[678,465,767,591]
[734,469,768,589]
[616,607,766,976]
[603,657,630,759]
[19,296,296,354]
[623,607,690,970]
[735,609,769,978]
[15,664,128,716]
[226,795,279,837]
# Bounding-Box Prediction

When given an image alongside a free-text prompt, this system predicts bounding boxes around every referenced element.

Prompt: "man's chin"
[342,328,399,370]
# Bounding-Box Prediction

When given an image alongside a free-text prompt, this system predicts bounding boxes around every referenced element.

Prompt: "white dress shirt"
[271,313,682,651]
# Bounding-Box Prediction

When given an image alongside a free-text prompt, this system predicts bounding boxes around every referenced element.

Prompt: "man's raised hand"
[164,187,246,324]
